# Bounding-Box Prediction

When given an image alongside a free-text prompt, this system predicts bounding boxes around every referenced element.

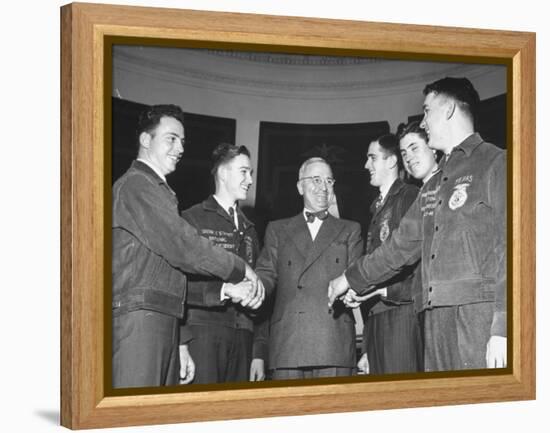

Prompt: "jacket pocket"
[461,231,481,275]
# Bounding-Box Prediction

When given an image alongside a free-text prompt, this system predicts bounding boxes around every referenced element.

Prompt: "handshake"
[222,264,265,310]
[327,273,386,309]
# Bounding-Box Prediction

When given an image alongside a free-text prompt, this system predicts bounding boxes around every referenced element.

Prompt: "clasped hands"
[328,273,507,369]
[222,264,265,309]
[328,273,385,309]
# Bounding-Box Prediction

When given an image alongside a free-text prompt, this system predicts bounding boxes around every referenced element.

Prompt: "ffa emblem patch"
[448,183,469,210]
[380,219,390,242]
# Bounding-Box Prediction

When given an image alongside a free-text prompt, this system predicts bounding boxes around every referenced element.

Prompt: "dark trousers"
[188,324,253,384]
[364,303,423,374]
[423,303,493,372]
[271,367,353,380]
[112,309,180,388]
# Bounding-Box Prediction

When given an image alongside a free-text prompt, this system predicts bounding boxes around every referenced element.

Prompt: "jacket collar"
[132,160,166,185]
[201,195,254,229]
[451,132,483,158]
[370,178,406,213]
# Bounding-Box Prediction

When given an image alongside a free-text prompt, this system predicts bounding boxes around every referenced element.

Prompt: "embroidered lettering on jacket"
[420,185,440,217]
[244,236,254,265]
[455,175,473,185]
[449,175,473,210]
[200,229,237,252]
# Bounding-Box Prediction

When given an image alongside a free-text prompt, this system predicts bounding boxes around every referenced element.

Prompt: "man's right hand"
[342,287,387,308]
[224,264,265,310]
[242,264,265,309]
[224,280,254,303]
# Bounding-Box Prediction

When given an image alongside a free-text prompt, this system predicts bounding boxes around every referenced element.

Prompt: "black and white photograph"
[6,0,546,431]
[110,44,507,390]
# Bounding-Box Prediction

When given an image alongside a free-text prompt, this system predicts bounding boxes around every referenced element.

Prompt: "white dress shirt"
[303,208,324,241]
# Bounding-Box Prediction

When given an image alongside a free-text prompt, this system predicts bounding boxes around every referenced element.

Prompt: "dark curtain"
[255,121,390,241]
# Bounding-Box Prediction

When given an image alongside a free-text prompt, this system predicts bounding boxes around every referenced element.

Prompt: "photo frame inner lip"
[104,35,512,397]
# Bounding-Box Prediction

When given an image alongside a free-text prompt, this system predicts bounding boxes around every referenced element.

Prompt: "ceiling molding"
[113,48,502,100]
[200,49,383,66]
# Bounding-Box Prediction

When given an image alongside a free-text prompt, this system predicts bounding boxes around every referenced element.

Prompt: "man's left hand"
[240,278,265,310]
[486,336,507,368]
[179,344,196,384]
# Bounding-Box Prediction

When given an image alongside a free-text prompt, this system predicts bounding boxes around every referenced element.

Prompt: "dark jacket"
[256,213,362,368]
[179,195,266,360]
[112,161,245,319]
[346,134,507,337]
[361,178,420,318]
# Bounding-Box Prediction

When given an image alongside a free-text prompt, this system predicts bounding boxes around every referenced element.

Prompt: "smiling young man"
[398,121,439,184]
[179,143,266,384]
[345,134,421,375]
[256,157,362,380]
[330,77,507,372]
[111,105,263,388]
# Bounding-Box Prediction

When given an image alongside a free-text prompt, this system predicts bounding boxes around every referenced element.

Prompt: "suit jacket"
[256,213,362,369]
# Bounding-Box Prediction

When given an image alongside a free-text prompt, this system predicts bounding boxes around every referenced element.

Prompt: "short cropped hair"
[211,143,251,178]
[298,157,331,180]
[136,104,185,143]
[423,77,480,120]
[374,133,403,171]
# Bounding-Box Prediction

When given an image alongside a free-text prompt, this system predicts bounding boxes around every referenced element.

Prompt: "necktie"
[305,210,329,223]
[228,207,238,228]
[374,194,383,210]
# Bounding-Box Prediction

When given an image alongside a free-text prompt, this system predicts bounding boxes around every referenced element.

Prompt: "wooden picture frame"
[60,2,535,429]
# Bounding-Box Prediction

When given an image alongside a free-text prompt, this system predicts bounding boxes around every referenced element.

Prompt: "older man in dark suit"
[256,157,362,380]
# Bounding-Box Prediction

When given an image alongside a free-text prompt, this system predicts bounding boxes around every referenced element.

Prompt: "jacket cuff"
[345,265,369,296]
[490,311,507,337]
[202,281,225,306]
[226,258,246,284]
[385,285,402,302]
[179,325,193,345]
[252,341,268,361]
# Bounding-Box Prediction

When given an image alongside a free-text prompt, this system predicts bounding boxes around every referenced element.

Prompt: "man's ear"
[387,154,398,169]
[297,180,304,196]
[217,165,227,184]
[445,99,456,120]
[139,131,151,149]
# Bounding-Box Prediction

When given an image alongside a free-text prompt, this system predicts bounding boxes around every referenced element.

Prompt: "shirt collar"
[212,194,237,216]
[136,158,166,182]
[205,195,254,229]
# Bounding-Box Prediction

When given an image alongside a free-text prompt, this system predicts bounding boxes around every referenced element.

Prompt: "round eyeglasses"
[299,176,336,187]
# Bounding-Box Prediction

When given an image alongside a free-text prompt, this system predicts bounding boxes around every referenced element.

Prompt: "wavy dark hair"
[135,104,185,149]
[210,143,251,178]
[396,120,428,142]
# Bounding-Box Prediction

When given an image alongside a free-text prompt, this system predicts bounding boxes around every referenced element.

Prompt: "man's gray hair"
[298,157,331,179]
